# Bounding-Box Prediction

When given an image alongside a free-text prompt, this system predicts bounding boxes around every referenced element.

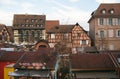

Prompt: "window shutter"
[106,18,109,25]
[98,30,100,38]
[86,40,88,45]
[104,30,107,37]
[109,30,113,37]
[51,34,55,38]
[103,18,106,25]
[80,40,82,45]
[98,18,100,26]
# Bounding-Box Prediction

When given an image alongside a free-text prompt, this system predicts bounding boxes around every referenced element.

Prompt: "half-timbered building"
[47,23,91,50]
[0,24,12,43]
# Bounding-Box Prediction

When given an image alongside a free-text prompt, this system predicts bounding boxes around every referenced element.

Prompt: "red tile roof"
[46,20,59,32]
[88,3,120,22]
[10,48,56,69]
[94,3,120,17]
[0,51,25,62]
[71,53,115,70]
[47,25,74,33]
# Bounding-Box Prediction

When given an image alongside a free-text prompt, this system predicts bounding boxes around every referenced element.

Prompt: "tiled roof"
[93,3,120,17]
[0,51,25,62]
[47,25,74,33]
[46,20,59,32]
[13,48,56,69]
[71,53,115,70]
[0,48,57,69]
[14,52,56,69]
[13,14,46,27]
[88,3,120,22]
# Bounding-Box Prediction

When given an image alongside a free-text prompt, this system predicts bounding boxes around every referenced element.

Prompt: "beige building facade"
[13,14,46,45]
[88,3,120,51]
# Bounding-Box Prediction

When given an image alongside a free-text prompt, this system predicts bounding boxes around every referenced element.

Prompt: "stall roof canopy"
[9,70,50,77]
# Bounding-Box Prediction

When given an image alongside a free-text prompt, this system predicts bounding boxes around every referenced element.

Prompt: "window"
[109,18,113,25]
[32,31,35,37]
[19,30,23,42]
[40,24,43,27]
[25,19,29,22]
[22,24,24,27]
[26,24,28,27]
[100,18,104,25]
[64,33,68,38]
[51,34,55,38]
[109,30,113,37]
[77,32,81,37]
[31,19,34,22]
[109,9,114,14]
[37,24,40,27]
[118,18,120,25]
[35,19,38,22]
[40,19,43,22]
[116,30,120,37]
[30,24,33,27]
[80,40,87,45]
[98,30,106,38]
[100,45,104,50]
[109,44,114,50]
[110,10,114,14]
[101,9,106,14]
[98,18,106,25]
[100,30,104,38]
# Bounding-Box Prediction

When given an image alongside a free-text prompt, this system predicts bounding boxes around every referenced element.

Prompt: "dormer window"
[109,9,114,14]
[101,9,106,14]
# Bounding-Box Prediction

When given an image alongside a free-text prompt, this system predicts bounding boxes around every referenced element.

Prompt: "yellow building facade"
[4,64,14,79]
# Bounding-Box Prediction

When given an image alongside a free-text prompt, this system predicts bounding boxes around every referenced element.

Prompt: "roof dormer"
[109,9,114,14]
[101,9,106,14]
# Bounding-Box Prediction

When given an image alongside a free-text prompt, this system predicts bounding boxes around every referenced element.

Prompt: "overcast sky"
[0,0,120,30]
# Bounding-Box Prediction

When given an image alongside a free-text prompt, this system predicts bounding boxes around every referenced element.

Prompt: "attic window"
[101,9,106,14]
[109,9,114,14]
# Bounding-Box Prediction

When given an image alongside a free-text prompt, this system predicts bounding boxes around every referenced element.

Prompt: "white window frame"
[116,30,120,37]
[98,30,106,38]
[80,40,87,45]
[118,18,120,25]
[109,18,113,25]
[109,44,114,50]
[109,30,113,37]
[51,34,55,38]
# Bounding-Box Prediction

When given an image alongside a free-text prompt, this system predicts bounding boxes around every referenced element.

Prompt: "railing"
[108,52,120,77]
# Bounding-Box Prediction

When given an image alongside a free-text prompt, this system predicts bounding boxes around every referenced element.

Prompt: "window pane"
[118,18,120,25]
[109,18,113,25]
[51,34,55,38]
[100,18,104,25]
[118,30,120,37]
[81,40,86,44]
[100,30,104,38]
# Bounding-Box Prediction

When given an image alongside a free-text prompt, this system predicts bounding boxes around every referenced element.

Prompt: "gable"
[72,26,83,31]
